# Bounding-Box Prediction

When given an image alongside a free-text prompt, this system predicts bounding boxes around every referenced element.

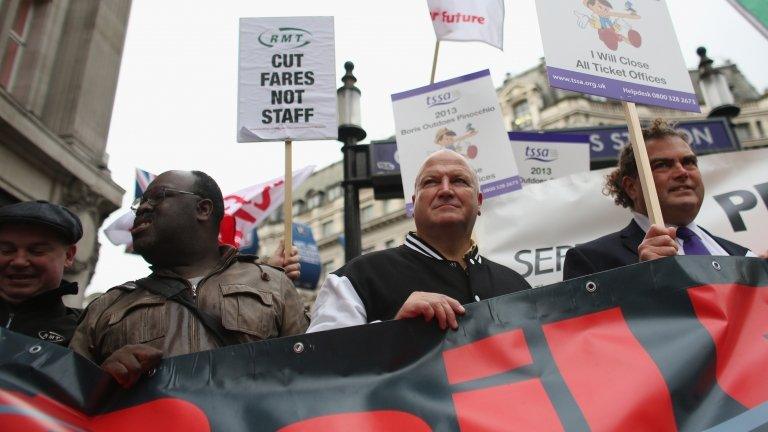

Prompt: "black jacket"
[335,233,532,322]
[0,280,81,346]
[563,220,750,280]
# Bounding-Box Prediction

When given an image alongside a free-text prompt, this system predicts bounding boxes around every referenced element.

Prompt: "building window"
[327,184,342,201]
[756,121,765,138]
[361,205,374,223]
[321,220,334,237]
[512,100,532,131]
[292,199,305,216]
[307,191,324,210]
[382,199,402,214]
[0,0,33,89]
[733,123,752,142]
[268,209,283,223]
[322,260,335,275]
[361,246,375,255]
[385,239,397,249]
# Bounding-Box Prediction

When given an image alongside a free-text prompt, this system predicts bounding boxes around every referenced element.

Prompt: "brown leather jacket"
[69,246,308,363]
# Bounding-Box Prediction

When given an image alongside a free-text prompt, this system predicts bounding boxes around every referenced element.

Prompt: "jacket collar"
[150,245,238,280]
[1,280,78,312]
[619,219,645,256]
[404,232,481,264]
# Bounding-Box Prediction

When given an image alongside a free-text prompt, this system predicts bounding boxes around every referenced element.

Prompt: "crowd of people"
[0,118,762,388]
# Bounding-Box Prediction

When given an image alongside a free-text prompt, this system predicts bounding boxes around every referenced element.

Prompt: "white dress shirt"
[631,212,756,257]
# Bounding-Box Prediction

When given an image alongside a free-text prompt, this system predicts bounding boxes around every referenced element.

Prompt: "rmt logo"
[258,27,312,48]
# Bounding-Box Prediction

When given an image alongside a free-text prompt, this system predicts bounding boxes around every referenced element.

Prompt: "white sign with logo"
[535,0,698,112]
[391,69,522,214]
[476,148,768,287]
[509,132,590,185]
[237,17,337,142]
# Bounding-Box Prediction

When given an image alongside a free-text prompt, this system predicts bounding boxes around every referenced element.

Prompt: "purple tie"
[676,227,710,256]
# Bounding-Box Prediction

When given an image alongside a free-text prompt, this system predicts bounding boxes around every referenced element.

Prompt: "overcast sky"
[87,0,768,295]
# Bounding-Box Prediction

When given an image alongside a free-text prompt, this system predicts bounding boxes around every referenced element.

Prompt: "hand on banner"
[395,292,465,330]
[638,224,679,262]
[101,344,163,389]
[269,241,301,281]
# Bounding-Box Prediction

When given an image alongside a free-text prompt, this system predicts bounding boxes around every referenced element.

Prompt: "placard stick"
[283,140,293,260]
[622,101,664,226]
[430,41,440,84]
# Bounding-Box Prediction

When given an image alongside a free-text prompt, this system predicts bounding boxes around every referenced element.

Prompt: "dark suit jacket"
[563,219,750,280]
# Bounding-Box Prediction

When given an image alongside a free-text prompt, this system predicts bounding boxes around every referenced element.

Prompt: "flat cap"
[0,200,83,244]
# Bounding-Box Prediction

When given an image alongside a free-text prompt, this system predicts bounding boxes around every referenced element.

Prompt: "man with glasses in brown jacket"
[70,170,308,388]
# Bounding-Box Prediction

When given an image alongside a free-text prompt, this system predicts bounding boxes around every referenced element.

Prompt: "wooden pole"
[430,41,440,84]
[283,140,293,260]
[622,102,664,226]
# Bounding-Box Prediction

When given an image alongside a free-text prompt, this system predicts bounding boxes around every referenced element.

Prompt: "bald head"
[414,150,479,194]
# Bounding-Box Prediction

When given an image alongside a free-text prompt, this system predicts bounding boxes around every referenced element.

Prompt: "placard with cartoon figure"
[535,0,700,112]
[391,70,522,215]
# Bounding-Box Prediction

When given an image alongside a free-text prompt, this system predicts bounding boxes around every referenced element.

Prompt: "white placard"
[535,0,699,112]
[509,132,591,185]
[477,148,768,287]
[391,70,522,214]
[237,17,337,142]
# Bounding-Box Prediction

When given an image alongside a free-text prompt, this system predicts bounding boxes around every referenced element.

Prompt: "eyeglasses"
[131,187,201,211]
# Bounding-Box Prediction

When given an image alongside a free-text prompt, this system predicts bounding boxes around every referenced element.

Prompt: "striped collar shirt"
[404,232,481,265]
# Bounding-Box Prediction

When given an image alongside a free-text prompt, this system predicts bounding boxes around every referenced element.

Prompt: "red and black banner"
[2,256,767,431]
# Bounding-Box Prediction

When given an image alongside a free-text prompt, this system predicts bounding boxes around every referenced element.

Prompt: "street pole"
[342,135,362,261]
[337,61,367,262]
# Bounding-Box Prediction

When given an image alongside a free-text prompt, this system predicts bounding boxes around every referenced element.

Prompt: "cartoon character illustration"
[434,124,479,159]
[577,0,642,51]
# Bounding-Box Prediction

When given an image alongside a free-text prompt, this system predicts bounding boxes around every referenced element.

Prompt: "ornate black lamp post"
[337,62,367,262]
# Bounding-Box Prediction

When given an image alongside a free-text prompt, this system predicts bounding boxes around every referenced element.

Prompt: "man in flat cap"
[0,200,83,346]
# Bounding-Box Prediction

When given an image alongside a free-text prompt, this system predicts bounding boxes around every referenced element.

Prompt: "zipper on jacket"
[5,312,14,329]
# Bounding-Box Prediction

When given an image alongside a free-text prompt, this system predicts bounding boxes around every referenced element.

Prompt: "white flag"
[103,211,136,247]
[427,0,504,49]
[220,165,315,247]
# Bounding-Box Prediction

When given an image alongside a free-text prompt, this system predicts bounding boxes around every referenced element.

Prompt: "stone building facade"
[258,56,768,293]
[0,0,132,306]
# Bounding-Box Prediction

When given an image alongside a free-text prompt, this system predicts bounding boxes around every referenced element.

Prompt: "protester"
[308,150,531,333]
[563,118,757,279]
[70,170,307,388]
[0,201,82,346]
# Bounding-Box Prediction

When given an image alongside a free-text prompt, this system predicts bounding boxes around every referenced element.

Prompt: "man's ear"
[621,175,641,209]
[411,194,416,204]
[196,199,214,222]
[64,245,77,268]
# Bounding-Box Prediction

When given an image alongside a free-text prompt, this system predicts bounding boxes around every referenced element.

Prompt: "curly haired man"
[563,118,757,279]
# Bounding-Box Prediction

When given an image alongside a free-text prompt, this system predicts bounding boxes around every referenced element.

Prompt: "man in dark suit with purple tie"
[563,118,756,280]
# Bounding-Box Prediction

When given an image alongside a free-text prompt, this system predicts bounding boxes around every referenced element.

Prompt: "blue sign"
[370,140,399,177]
[292,222,321,290]
[238,226,260,255]
[557,118,739,161]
